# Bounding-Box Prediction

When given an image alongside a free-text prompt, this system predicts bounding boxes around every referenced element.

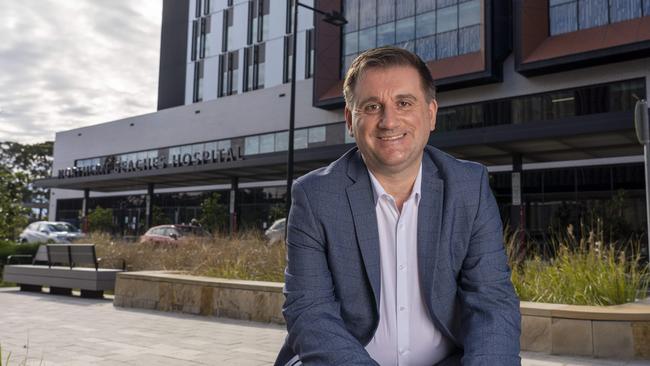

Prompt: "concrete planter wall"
[115,271,650,360]
[114,271,285,324]
[520,301,650,360]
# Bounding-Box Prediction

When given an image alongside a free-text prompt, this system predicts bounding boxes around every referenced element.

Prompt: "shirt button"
[399,306,405,311]
[399,349,406,355]
[399,264,405,270]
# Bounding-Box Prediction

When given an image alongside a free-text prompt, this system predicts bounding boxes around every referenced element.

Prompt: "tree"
[0,166,30,240]
[0,141,53,219]
[87,206,115,233]
[199,192,229,233]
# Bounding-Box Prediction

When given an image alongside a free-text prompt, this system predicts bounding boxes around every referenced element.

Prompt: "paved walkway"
[0,288,647,366]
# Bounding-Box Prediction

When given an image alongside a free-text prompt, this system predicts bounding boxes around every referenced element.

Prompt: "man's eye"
[364,104,381,113]
[397,101,412,108]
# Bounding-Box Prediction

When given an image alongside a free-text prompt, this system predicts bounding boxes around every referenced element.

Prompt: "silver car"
[264,218,286,245]
[19,221,85,244]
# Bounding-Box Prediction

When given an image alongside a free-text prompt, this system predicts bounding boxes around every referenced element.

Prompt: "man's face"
[345,65,437,177]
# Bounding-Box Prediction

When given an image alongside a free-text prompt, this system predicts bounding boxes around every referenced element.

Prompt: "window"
[195,0,202,18]
[342,0,482,68]
[244,43,265,91]
[219,51,239,96]
[222,6,234,52]
[305,29,315,79]
[283,34,294,83]
[294,129,308,149]
[259,133,275,153]
[550,0,650,36]
[191,20,198,61]
[248,0,269,44]
[199,17,210,58]
[275,131,288,151]
[286,0,295,34]
[245,136,260,155]
[308,126,326,143]
[193,60,204,102]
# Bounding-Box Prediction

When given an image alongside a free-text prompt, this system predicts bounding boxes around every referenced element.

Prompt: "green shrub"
[87,206,115,233]
[0,241,40,286]
[507,223,649,306]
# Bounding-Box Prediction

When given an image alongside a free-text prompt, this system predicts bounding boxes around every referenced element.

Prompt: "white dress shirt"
[364,164,453,366]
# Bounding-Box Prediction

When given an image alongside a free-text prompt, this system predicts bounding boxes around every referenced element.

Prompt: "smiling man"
[275,47,521,366]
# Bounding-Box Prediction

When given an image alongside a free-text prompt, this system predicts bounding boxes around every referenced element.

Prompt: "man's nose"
[378,105,400,129]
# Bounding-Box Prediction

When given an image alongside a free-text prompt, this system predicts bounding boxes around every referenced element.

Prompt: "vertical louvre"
[222,9,229,52]
[191,20,198,61]
[247,1,254,45]
[253,44,260,89]
[218,54,225,97]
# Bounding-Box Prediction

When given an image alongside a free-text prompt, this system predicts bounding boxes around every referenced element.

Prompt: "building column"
[229,177,239,234]
[510,154,523,231]
[145,183,154,230]
[81,188,90,232]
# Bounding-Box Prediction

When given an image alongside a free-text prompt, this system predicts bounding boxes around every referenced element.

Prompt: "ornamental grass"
[507,220,649,306]
[91,231,286,282]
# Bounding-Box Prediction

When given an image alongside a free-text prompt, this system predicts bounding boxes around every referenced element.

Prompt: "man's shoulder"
[294,148,355,190]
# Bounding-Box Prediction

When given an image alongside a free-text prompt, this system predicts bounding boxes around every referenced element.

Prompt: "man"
[275,46,521,366]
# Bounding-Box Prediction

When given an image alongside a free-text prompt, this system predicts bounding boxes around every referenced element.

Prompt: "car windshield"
[47,223,78,232]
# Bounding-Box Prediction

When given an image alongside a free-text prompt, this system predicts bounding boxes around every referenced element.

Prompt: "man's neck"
[368,163,420,212]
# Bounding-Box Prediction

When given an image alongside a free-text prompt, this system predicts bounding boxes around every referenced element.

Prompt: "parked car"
[19,221,85,244]
[264,218,286,245]
[139,224,209,245]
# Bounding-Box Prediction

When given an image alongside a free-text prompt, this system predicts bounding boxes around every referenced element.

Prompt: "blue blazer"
[276,146,521,366]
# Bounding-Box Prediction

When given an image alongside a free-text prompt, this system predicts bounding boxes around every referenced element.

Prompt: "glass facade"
[436,79,645,131]
[56,186,286,236]
[550,0,650,36]
[490,163,646,242]
[342,0,482,76]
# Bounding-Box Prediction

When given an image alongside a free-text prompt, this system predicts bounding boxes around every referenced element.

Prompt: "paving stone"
[0,288,645,365]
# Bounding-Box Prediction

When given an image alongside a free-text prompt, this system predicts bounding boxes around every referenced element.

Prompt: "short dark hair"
[343,46,436,107]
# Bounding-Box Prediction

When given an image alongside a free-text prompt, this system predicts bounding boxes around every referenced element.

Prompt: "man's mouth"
[378,133,406,141]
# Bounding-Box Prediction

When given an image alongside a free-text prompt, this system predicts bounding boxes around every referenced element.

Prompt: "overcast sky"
[0,1,163,144]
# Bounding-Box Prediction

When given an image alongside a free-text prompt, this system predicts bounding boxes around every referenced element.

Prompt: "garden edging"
[114,271,650,360]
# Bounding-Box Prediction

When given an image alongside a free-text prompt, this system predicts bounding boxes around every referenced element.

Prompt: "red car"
[139,225,209,245]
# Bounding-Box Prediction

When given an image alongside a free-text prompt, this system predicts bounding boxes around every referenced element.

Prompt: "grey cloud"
[0,0,162,144]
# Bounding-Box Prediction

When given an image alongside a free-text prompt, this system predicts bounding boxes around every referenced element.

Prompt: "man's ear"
[428,99,438,131]
[344,106,354,136]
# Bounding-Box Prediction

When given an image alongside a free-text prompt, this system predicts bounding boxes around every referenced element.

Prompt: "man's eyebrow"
[395,93,418,101]
[356,96,381,106]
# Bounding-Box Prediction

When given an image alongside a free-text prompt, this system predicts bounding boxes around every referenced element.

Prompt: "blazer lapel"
[418,153,444,308]
[345,151,381,309]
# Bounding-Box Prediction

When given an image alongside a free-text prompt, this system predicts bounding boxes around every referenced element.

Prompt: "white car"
[264,218,286,245]
[19,221,85,244]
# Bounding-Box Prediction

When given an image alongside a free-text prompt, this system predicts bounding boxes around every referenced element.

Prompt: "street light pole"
[284,0,299,221]
[284,2,347,224]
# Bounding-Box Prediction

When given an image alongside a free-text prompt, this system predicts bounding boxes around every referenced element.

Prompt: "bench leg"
[50,287,72,296]
[80,290,104,299]
[19,284,42,292]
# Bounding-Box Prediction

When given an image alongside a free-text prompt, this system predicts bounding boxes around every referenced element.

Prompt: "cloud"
[0,0,162,144]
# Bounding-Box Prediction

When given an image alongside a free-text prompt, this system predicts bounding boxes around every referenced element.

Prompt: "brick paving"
[0,288,647,366]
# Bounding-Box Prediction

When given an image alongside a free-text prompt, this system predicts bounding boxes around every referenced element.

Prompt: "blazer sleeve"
[457,166,522,366]
[281,181,379,366]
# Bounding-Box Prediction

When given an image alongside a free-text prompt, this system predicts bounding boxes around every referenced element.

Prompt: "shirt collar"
[367,163,422,206]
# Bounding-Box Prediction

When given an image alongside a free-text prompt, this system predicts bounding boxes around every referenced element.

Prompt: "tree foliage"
[199,192,229,233]
[0,166,30,240]
[0,141,53,208]
[87,206,115,233]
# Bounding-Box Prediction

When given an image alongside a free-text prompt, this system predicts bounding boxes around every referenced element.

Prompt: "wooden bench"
[3,244,124,298]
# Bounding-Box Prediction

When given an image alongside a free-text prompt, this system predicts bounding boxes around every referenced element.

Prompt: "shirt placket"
[396,198,410,365]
